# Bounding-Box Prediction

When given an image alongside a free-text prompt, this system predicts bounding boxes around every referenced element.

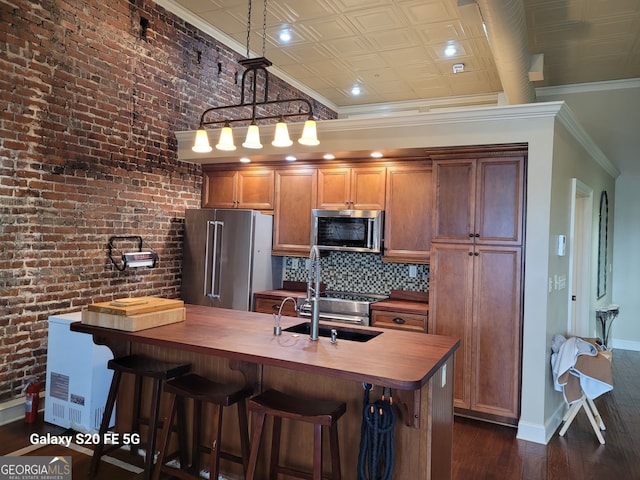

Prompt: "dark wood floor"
[2,349,638,480]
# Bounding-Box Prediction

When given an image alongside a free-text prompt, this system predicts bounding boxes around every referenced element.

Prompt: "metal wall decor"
[597,190,608,299]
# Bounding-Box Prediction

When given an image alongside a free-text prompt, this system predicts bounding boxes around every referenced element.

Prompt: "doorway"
[568,178,593,336]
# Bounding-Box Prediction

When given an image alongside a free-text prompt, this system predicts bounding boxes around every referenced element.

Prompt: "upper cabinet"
[383,162,432,263]
[203,167,274,210]
[432,156,524,245]
[317,165,386,210]
[272,167,318,256]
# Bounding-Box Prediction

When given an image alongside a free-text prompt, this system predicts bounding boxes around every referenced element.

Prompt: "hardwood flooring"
[1,349,638,480]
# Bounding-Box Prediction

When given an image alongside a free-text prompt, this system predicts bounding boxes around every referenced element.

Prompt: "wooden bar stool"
[89,354,191,480]
[245,389,346,480]
[153,373,253,480]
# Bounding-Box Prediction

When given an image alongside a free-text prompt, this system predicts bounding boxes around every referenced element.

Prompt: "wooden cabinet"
[430,152,525,424]
[432,157,524,245]
[371,292,429,333]
[254,294,298,316]
[383,163,432,263]
[203,168,274,210]
[371,310,428,333]
[272,167,317,256]
[317,165,386,210]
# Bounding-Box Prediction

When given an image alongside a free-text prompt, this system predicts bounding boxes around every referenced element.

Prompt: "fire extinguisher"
[24,380,40,423]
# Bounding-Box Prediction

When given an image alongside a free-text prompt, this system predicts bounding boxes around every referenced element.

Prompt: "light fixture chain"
[246,0,252,58]
[262,0,268,58]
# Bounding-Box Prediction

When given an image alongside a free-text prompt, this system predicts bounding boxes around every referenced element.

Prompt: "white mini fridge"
[45,311,115,433]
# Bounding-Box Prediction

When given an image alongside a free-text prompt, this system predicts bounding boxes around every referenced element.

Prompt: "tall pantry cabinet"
[430,151,525,424]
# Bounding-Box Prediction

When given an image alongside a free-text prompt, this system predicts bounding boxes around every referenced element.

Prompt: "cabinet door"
[203,170,237,208]
[471,245,522,419]
[384,164,432,262]
[317,166,386,210]
[317,167,350,209]
[430,243,474,409]
[273,168,317,255]
[237,169,274,210]
[475,157,524,245]
[351,166,386,210]
[432,160,475,243]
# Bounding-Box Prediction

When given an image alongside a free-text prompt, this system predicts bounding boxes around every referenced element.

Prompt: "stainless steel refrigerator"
[182,209,274,311]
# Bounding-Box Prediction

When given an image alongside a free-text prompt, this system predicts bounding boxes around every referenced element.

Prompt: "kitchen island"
[71,304,458,480]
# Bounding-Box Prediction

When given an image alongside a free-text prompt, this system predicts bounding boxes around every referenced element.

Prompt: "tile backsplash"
[282,251,429,295]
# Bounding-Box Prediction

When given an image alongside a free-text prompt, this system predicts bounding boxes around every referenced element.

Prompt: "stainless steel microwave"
[311,209,383,253]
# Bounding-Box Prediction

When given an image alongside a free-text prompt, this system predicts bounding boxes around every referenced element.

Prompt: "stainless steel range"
[296,291,387,326]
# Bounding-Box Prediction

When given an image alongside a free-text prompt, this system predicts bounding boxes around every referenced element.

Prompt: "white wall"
[538,80,640,350]
[612,176,640,350]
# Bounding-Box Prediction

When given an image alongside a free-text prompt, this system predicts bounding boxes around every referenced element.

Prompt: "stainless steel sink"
[283,322,381,342]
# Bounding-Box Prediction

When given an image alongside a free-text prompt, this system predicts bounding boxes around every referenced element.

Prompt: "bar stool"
[89,354,191,480]
[245,389,346,480]
[152,373,253,480]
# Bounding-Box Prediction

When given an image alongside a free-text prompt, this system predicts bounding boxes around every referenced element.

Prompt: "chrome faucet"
[273,296,297,336]
[307,245,322,341]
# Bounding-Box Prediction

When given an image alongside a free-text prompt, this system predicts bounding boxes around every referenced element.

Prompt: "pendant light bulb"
[242,123,263,149]
[192,127,213,153]
[215,123,236,151]
[298,118,319,146]
[272,118,293,147]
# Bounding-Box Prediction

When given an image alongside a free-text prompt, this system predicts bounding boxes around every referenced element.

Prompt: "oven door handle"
[298,310,367,325]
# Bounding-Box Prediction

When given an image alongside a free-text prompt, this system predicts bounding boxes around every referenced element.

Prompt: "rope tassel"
[357,385,396,480]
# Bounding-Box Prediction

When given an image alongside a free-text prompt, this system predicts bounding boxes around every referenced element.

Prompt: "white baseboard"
[611,338,640,351]
[0,393,45,426]
[516,402,565,445]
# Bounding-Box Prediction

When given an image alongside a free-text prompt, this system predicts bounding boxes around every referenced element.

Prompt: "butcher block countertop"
[71,304,457,391]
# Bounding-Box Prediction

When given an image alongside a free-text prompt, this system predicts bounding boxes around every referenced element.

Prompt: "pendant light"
[272,117,293,147]
[191,0,319,154]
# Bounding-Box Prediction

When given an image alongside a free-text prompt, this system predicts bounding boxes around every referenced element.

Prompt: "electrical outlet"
[441,364,447,388]
[291,258,299,269]
[409,265,417,277]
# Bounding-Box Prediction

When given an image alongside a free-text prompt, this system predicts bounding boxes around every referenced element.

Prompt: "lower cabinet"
[370,295,429,333]
[430,242,522,424]
[253,293,298,316]
[371,309,428,333]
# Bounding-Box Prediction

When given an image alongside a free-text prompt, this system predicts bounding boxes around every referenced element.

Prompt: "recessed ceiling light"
[239,157,251,163]
[351,85,361,96]
[279,29,292,43]
[444,44,457,57]
[370,152,383,158]
[285,155,297,162]
[323,153,335,160]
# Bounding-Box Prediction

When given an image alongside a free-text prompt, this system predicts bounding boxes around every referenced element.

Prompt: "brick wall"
[0,0,336,402]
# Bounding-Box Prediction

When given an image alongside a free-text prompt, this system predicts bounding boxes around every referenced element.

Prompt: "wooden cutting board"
[81,306,186,331]
[87,297,184,316]
[82,297,186,331]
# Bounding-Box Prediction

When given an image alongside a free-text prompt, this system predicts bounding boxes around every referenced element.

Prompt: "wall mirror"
[597,190,608,299]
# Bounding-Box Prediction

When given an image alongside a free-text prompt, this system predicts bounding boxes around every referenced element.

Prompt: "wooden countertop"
[71,304,457,391]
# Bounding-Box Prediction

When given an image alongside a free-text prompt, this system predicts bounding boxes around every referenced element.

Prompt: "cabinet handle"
[474,252,479,256]
[468,233,474,238]
[393,317,406,325]
[475,233,480,237]
[468,252,473,256]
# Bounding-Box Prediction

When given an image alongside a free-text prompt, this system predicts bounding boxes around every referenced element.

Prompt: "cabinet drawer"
[254,297,297,316]
[371,310,428,333]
